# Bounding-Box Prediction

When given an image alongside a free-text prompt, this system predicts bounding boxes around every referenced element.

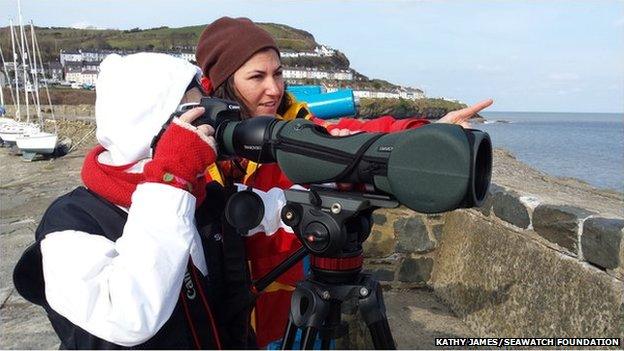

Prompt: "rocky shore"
[1,119,621,348]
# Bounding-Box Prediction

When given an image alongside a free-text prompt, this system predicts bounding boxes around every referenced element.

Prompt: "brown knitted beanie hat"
[195,17,279,91]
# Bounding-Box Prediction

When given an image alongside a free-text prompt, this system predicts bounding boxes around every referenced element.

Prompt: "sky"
[1,0,623,113]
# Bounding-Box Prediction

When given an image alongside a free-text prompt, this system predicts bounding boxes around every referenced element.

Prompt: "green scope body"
[216,116,492,214]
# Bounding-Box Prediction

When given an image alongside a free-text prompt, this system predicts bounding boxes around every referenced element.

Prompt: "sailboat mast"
[29,21,42,122]
[9,19,21,121]
[32,23,57,132]
[0,45,4,106]
[0,44,17,109]
[0,71,3,107]
[17,0,31,123]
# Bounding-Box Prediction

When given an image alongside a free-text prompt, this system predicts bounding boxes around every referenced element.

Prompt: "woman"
[13,53,254,349]
[194,17,494,347]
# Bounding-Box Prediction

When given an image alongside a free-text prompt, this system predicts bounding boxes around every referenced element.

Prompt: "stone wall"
[362,207,443,287]
[363,182,624,338]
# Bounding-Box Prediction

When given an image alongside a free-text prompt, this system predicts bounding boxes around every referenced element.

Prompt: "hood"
[95,52,201,165]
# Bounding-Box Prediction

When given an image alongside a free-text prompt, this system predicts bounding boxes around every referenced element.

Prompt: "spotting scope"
[178,97,492,214]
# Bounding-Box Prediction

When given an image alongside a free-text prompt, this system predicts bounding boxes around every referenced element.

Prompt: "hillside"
[0,23,350,68]
[1,22,478,118]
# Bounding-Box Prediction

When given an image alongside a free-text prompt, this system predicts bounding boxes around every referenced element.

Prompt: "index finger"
[465,99,494,116]
[179,106,206,125]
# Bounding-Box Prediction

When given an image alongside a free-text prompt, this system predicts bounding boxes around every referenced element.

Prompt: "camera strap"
[179,260,223,350]
[329,133,385,182]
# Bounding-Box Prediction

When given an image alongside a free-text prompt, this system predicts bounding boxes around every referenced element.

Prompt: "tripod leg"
[367,319,395,350]
[320,301,341,350]
[320,337,331,350]
[281,316,298,350]
[283,282,330,350]
[359,282,396,350]
[301,326,318,350]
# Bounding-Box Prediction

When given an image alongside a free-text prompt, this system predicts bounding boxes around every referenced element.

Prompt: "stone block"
[476,183,503,217]
[398,257,433,283]
[371,213,387,225]
[533,204,593,254]
[492,190,530,229]
[394,216,435,253]
[363,268,395,282]
[366,253,401,266]
[363,229,396,258]
[582,217,624,269]
[476,190,494,217]
[432,224,444,242]
[432,211,624,339]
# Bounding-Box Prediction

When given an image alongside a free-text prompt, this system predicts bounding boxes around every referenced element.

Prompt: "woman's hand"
[329,128,361,136]
[179,107,217,152]
[436,99,494,128]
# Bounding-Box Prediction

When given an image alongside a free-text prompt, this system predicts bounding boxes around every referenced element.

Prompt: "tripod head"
[280,187,399,283]
[281,187,398,256]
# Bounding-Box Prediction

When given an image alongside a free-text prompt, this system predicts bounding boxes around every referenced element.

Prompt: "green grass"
[0,23,319,62]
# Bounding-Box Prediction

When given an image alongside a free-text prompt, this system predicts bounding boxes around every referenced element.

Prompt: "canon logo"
[183,272,196,300]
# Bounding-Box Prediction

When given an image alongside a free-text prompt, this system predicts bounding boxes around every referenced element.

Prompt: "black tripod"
[249,187,399,350]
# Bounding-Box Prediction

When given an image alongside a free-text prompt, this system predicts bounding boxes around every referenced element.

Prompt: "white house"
[281,46,336,59]
[353,87,425,101]
[59,51,83,66]
[283,67,353,81]
[64,70,81,83]
[60,50,115,67]
[179,52,195,62]
[398,87,425,100]
[78,70,99,86]
[168,51,195,62]
[329,70,353,80]
[315,45,335,57]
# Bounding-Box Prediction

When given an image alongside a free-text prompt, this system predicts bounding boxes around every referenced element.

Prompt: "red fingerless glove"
[143,118,217,201]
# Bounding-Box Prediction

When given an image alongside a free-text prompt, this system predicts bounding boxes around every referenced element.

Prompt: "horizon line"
[484,110,623,115]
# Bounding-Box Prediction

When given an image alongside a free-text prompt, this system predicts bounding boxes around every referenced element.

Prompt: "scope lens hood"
[225,190,265,232]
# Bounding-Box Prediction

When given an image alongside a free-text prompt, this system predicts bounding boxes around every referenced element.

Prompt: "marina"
[0,0,60,160]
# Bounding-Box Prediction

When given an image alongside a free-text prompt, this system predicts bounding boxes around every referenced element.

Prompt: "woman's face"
[233,49,284,117]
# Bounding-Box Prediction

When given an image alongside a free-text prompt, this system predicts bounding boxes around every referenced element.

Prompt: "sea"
[477,111,623,193]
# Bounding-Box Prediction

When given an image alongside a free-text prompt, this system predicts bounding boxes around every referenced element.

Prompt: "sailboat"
[0,0,58,159]
[0,16,41,147]
[15,19,58,160]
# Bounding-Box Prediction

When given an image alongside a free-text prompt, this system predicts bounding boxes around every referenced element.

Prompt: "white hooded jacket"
[40,53,208,346]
